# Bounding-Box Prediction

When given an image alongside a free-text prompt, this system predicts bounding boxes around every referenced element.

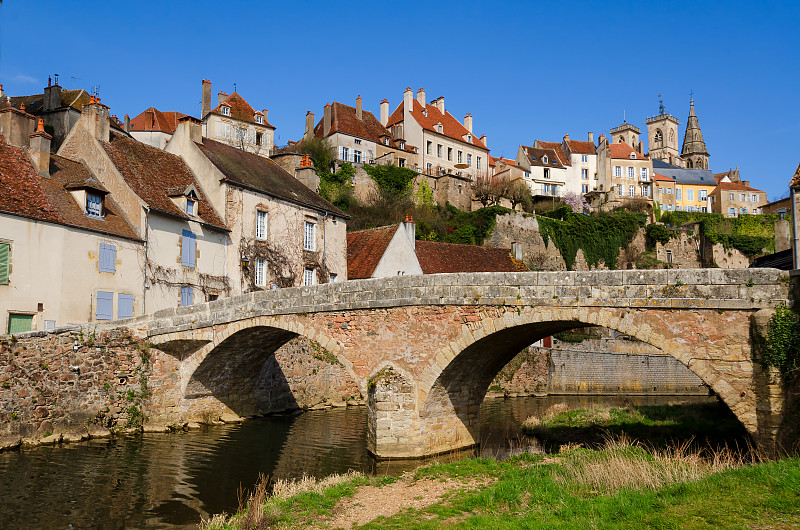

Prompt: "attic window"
[221,106,231,117]
[543,155,548,164]
[186,190,198,216]
[86,192,103,218]
[436,124,443,133]
[399,141,405,149]
[383,138,389,145]
[422,109,428,117]
[466,134,472,143]
[629,152,636,159]
[255,115,263,124]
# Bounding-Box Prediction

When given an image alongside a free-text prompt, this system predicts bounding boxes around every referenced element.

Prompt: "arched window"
[618,136,625,143]
[654,129,663,147]
[697,158,704,169]
[687,159,693,168]
[668,129,675,146]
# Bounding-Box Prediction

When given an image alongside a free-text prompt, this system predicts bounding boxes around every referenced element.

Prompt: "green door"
[8,314,32,334]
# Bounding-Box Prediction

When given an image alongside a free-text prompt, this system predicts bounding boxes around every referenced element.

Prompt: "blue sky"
[1,0,798,200]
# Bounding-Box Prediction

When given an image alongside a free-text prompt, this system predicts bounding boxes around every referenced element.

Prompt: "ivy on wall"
[537,207,647,270]
[660,212,779,256]
[763,304,800,382]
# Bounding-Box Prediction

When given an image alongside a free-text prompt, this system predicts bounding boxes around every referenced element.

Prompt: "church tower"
[680,99,709,169]
[645,97,682,167]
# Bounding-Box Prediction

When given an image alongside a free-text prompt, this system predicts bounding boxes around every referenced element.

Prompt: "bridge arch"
[398,305,755,458]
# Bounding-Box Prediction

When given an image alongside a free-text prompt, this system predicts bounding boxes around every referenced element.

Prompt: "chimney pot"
[403,214,415,251]
[356,95,363,121]
[28,121,52,177]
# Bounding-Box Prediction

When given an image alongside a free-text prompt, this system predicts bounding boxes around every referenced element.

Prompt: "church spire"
[680,98,710,169]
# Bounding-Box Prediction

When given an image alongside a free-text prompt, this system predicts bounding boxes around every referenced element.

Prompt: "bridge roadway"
[113,268,792,459]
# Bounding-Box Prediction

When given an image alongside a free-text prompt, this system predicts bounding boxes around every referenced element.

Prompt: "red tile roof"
[209,92,275,128]
[346,225,399,279]
[565,139,597,155]
[315,102,411,152]
[386,99,488,151]
[715,181,764,193]
[130,107,188,134]
[101,133,227,230]
[495,157,520,169]
[416,241,528,274]
[609,141,647,160]
[0,136,139,239]
[790,162,800,188]
[653,173,676,182]
[536,141,571,166]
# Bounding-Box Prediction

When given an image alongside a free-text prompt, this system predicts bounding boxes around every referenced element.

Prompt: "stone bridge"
[117,268,792,459]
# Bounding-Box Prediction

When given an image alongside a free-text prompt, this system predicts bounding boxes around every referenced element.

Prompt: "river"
[0,394,719,529]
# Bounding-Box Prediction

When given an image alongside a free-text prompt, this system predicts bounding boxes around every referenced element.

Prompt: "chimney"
[743,180,751,187]
[124,114,130,133]
[380,99,389,127]
[178,116,202,144]
[82,96,110,143]
[403,87,413,112]
[28,119,52,177]
[218,91,227,106]
[323,103,332,136]
[43,77,62,112]
[262,109,268,124]
[464,114,473,133]
[511,242,523,261]
[416,88,426,107]
[433,96,444,115]
[0,84,4,100]
[304,111,315,141]
[201,79,212,117]
[588,131,594,143]
[403,213,415,251]
[564,134,570,141]
[356,95,363,120]
[480,134,487,147]
[295,154,320,193]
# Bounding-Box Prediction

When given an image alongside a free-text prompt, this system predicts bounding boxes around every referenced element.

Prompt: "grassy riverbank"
[202,438,800,529]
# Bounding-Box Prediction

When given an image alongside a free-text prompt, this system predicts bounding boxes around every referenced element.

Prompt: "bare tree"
[473,175,494,207]
[507,180,532,211]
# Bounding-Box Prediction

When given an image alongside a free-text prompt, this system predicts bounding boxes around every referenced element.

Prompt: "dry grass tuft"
[555,434,762,493]
[270,469,364,500]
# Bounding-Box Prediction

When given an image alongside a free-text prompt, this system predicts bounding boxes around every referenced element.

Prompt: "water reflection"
[0,394,717,529]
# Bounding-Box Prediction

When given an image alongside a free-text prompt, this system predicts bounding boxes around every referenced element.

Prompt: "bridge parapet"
[80,268,788,338]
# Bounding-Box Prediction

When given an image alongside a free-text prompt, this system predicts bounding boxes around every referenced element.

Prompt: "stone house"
[654,172,677,211]
[59,98,231,313]
[129,107,188,149]
[166,118,348,290]
[347,217,527,279]
[653,159,716,212]
[535,134,598,195]
[597,138,653,200]
[516,145,568,198]
[0,118,142,333]
[201,80,275,157]
[710,180,767,217]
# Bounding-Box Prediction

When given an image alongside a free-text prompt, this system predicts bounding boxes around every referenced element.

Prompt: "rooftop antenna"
[53,73,59,86]
[233,82,237,92]
[70,75,81,89]
[93,85,100,97]
[658,94,665,115]
[623,109,626,123]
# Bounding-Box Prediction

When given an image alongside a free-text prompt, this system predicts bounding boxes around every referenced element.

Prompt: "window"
[383,138,389,146]
[329,273,338,283]
[398,158,406,168]
[353,150,362,163]
[447,147,452,161]
[687,189,694,201]
[256,132,263,146]
[728,207,737,216]
[751,194,758,202]
[340,146,349,161]
[256,211,267,240]
[219,122,231,139]
[255,258,266,287]
[581,184,588,193]
[304,221,316,251]
[667,188,673,194]
[426,163,432,173]
[729,193,734,200]
[740,193,746,201]
[629,185,635,197]
[676,206,682,211]
[399,141,405,149]
[614,166,621,178]
[627,167,634,179]
[8,313,33,334]
[426,141,432,155]
[477,157,482,170]
[544,168,550,179]
[0,242,9,285]
[181,229,196,268]
[466,134,472,143]
[676,189,682,200]
[581,155,588,162]
[458,184,463,195]
[436,144,443,158]
[699,190,707,201]
[457,151,463,163]
[740,207,748,214]
[186,197,195,216]
[436,124,443,133]
[118,294,134,319]
[99,243,116,273]
[582,168,589,180]
[641,184,650,197]
[208,294,219,301]
[255,115,263,124]
[543,155,548,164]
[701,206,708,212]
[86,192,103,218]
[640,168,648,181]
[303,268,315,286]
[467,154,472,167]
[617,184,623,195]
[543,184,552,195]
[523,171,530,179]
[221,106,231,116]
[180,286,194,306]
[666,250,673,263]
[354,139,361,145]
[96,291,113,320]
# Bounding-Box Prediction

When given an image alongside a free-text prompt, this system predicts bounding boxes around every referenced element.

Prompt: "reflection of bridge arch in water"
[135,269,790,458]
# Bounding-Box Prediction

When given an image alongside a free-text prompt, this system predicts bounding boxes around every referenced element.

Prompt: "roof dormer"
[167,184,200,217]
[629,152,636,159]
[221,104,231,117]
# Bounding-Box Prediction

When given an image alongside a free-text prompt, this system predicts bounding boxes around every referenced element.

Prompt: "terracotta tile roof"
[535,141,571,166]
[520,146,566,168]
[790,162,800,188]
[315,102,411,152]
[653,173,676,182]
[565,139,596,155]
[609,142,647,160]
[416,241,528,274]
[496,157,520,169]
[715,181,765,193]
[196,138,346,217]
[386,99,488,151]
[9,88,91,114]
[209,92,275,128]
[102,133,227,230]
[130,107,188,134]
[0,136,139,239]
[346,225,399,279]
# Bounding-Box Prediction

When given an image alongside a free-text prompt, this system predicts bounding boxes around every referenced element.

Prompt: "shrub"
[646,223,671,245]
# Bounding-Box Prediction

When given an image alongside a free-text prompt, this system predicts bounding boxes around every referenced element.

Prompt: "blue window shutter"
[96,291,113,320]
[99,243,116,273]
[118,294,134,319]
[180,286,194,307]
[181,230,196,268]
